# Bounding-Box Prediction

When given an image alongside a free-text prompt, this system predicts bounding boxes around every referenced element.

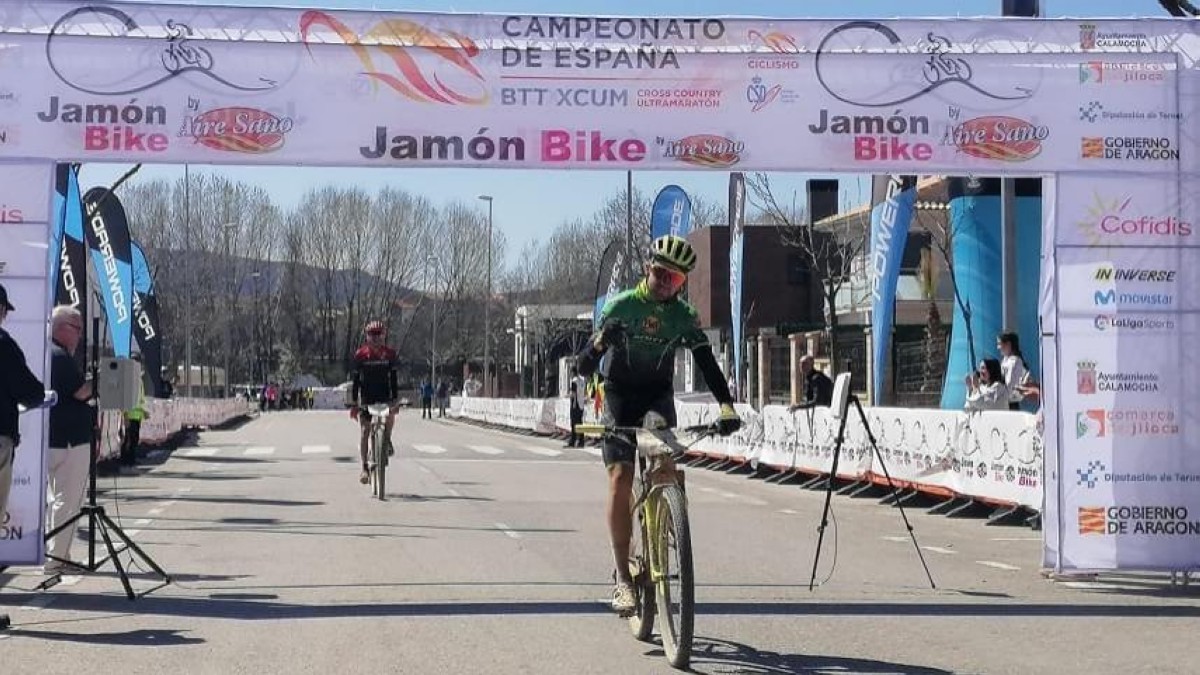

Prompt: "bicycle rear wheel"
[654,484,694,670]
[627,486,656,641]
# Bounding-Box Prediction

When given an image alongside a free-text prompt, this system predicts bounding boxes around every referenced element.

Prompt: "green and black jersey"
[578,280,733,404]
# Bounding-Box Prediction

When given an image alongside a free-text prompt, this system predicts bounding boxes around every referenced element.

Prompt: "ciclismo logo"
[1093,314,1176,332]
[1078,505,1200,536]
[1075,408,1178,439]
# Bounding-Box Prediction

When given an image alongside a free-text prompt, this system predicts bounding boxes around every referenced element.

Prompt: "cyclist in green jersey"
[577,234,742,616]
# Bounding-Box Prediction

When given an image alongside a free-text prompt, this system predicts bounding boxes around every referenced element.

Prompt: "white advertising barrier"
[454,397,1041,509]
[0,7,1192,176]
[1046,173,1200,572]
[95,398,252,460]
[0,161,54,566]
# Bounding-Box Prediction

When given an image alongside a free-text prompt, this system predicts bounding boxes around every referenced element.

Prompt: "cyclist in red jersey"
[350,320,399,485]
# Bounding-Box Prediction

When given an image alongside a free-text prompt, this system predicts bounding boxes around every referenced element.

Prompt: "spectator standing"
[997,331,1030,411]
[420,379,434,419]
[436,379,449,418]
[120,353,148,470]
[45,305,95,578]
[964,358,1011,412]
[565,368,588,448]
[800,355,834,407]
[0,285,48,631]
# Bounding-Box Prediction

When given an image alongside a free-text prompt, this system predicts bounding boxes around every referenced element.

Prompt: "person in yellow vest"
[120,354,149,470]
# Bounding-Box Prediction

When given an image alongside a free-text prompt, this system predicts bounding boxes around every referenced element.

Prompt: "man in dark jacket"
[801,355,834,407]
[0,284,48,631]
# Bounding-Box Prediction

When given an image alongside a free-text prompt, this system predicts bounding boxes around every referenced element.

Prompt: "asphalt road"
[2,410,1198,674]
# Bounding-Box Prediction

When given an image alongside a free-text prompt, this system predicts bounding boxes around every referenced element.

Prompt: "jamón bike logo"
[814,21,1033,108]
[300,11,488,105]
[46,6,280,95]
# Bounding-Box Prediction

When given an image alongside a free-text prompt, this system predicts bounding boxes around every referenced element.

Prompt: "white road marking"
[56,575,84,587]
[133,519,152,526]
[420,458,592,466]
[779,508,799,515]
[244,446,275,456]
[181,448,219,457]
[158,500,177,509]
[494,522,521,539]
[990,537,1041,542]
[881,536,909,543]
[717,490,769,506]
[147,508,164,516]
[575,446,602,457]
[522,445,563,457]
[125,529,141,538]
[447,488,462,497]
[301,445,331,454]
[412,444,448,455]
[469,445,505,455]
[921,546,958,555]
[176,487,193,493]
[976,560,1021,571]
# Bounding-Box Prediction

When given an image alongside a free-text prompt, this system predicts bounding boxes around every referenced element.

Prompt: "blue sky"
[82,0,1168,261]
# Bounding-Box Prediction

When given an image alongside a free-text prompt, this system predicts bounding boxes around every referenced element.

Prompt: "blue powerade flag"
[131,241,167,397]
[50,165,88,329]
[650,185,692,239]
[868,175,917,405]
[83,186,135,357]
[728,173,746,400]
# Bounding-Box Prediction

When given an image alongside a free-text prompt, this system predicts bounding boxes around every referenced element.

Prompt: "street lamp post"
[183,163,192,397]
[477,195,493,397]
[427,256,439,381]
[251,271,262,387]
[221,222,236,398]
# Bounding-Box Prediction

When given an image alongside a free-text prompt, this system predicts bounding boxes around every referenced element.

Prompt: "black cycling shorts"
[601,387,676,466]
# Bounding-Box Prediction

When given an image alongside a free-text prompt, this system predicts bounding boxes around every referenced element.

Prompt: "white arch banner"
[1,2,1198,572]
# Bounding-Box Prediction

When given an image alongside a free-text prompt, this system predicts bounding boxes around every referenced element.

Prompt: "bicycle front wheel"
[373,425,387,500]
[654,484,694,670]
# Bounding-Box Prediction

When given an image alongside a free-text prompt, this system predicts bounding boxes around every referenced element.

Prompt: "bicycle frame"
[629,429,687,586]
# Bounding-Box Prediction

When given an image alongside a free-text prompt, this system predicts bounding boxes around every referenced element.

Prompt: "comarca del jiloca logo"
[300,11,488,105]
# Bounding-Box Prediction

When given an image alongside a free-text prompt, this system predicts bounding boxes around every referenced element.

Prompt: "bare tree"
[916,205,977,372]
[747,173,866,368]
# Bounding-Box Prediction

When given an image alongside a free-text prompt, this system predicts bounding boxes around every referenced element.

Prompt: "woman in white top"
[997,331,1029,411]
[964,358,1011,412]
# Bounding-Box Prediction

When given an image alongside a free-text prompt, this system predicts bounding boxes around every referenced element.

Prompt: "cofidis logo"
[1076,193,1192,245]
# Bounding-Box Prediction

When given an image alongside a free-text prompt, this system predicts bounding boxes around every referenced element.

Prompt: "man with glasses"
[577,235,742,616]
[44,305,94,580]
[350,320,399,485]
[0,284,48,630]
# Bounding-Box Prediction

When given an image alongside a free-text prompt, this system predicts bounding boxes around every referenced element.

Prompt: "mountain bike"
[363,403,391,500]
[578,415,719,670]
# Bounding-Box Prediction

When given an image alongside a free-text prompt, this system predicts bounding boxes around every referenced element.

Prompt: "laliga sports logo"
[300,11,487,105]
